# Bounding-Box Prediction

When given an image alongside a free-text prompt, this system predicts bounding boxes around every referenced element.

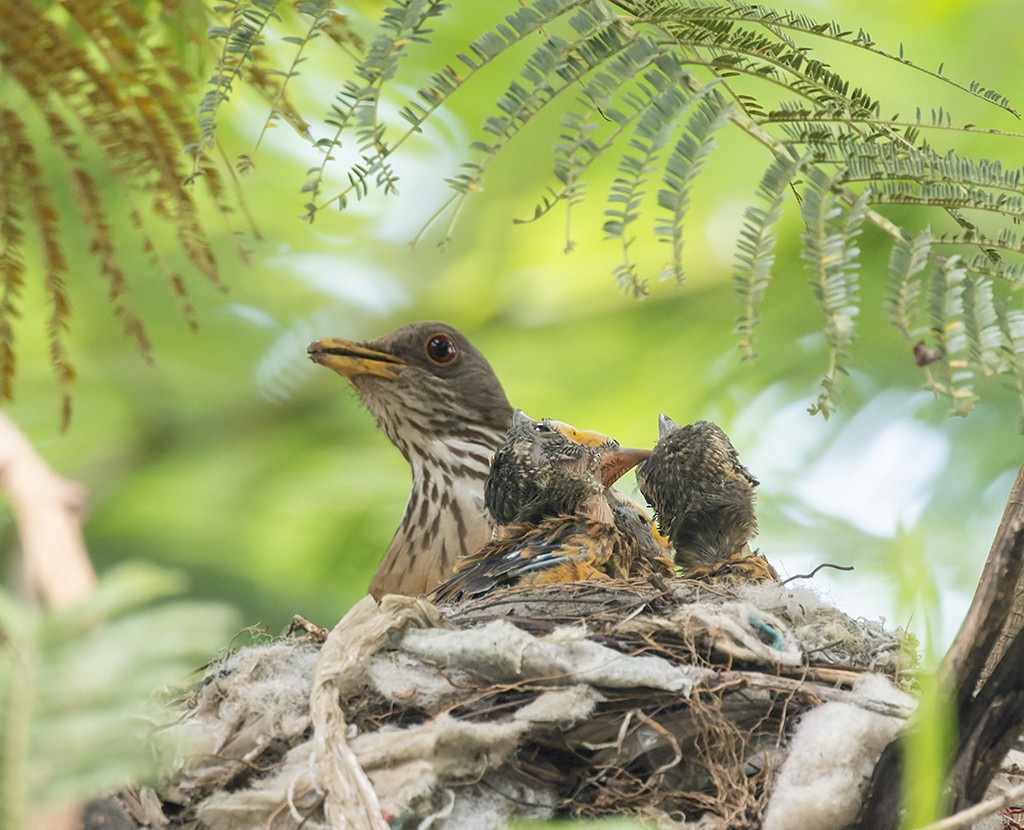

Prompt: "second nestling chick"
[636,415,777,581]
[431,410,673,603]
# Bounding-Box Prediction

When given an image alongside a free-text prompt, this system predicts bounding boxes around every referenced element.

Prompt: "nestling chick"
[431,411,673,602]
[637,415,776,581]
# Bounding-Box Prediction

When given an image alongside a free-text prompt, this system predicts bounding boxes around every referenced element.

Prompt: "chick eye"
[425,333,458,365]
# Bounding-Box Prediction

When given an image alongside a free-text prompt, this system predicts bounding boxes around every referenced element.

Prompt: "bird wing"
[430,517,614,602]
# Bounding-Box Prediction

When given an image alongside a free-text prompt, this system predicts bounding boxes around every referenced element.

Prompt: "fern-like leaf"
[0,564,237,827]
[0,109,26,403]
[655,86,733,284]
[961,276,1001,377]
[517,23,670,247]
[437,10,638,246]
[636,2,1017,117]
[0,0,242,412]
[2,108,75,421]
[306,0,450,218]
[186,0,1024,421]
[604,53,703,294]
[734,151,803,360]
[995,303,1024,429]
[885,228,933,343]
[925,255,978,415]
[251,1,344,152]
[801,168,868,418]
[200,0,283,148]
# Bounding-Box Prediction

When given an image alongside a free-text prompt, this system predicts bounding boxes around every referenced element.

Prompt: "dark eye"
[425,333,458,365]
[533,422,553,433]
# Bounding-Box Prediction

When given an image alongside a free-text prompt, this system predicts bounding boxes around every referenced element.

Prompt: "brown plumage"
[636,415,777,582]
[308,322,513,598]
[431,411,673,603]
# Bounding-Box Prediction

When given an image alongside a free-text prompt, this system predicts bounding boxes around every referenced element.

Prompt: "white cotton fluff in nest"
[513,684,605,723]
[167,642,321,796]
[351,721,562,829]
[344,687,595,819]
[397,619,702,693]
[675,600,804,666]
[364,648,464,708]
[762,673,916,830]
[350,715,531,816]
[195,742,326,830]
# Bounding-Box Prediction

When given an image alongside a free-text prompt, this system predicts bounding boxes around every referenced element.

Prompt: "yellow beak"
[307,338,404,381]
[548,420,616,448]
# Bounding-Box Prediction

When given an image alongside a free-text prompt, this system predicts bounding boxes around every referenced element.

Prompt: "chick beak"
[307,338,405,381]
[545,420,650,487]
[658,412,680,438]
[548,420,617,448]
[598,446,653,488]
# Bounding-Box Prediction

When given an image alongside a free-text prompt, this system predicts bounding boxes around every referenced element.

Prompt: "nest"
[107,578,919,830]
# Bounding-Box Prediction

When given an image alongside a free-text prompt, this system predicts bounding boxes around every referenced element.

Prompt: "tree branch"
[0,411,95,608]
[940,461,1024,705]
[854,461,1024,829]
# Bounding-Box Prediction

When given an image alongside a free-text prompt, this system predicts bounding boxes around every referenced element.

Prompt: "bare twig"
[910,780,1024,830]
[288,614,328,643]
[0,410,95,608]
[782,562,855,584]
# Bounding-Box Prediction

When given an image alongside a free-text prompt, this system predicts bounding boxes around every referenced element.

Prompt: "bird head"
[308,322,513,461]
[485,410,651,525]
[642,415,758,488]
[637,414,759,552]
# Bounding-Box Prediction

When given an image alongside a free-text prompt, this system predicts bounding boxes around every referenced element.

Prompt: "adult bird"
[431,411,674,603]
[308,322,513,598]
[636,414,778,581]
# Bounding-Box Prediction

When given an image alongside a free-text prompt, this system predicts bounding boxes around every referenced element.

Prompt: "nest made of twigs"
[103,577,919,830]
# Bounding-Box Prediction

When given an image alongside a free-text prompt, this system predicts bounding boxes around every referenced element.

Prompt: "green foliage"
[734,151,801,360]
[0,562,237,826]
[305,0,448,212]
[655,89,733,285]
[801,166,867,418]
[197,0,1024,422]
[5,0,1024,422]
[888,526,956,828]
[901,673,957,828]
[200,0,284,149]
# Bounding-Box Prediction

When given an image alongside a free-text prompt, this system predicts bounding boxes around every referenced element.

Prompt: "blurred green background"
[5,0,1024,662]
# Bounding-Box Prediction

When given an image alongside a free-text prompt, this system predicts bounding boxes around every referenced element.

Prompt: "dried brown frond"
[0,0,243,411]
[5,108,75,396]
[0,108,26,401]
